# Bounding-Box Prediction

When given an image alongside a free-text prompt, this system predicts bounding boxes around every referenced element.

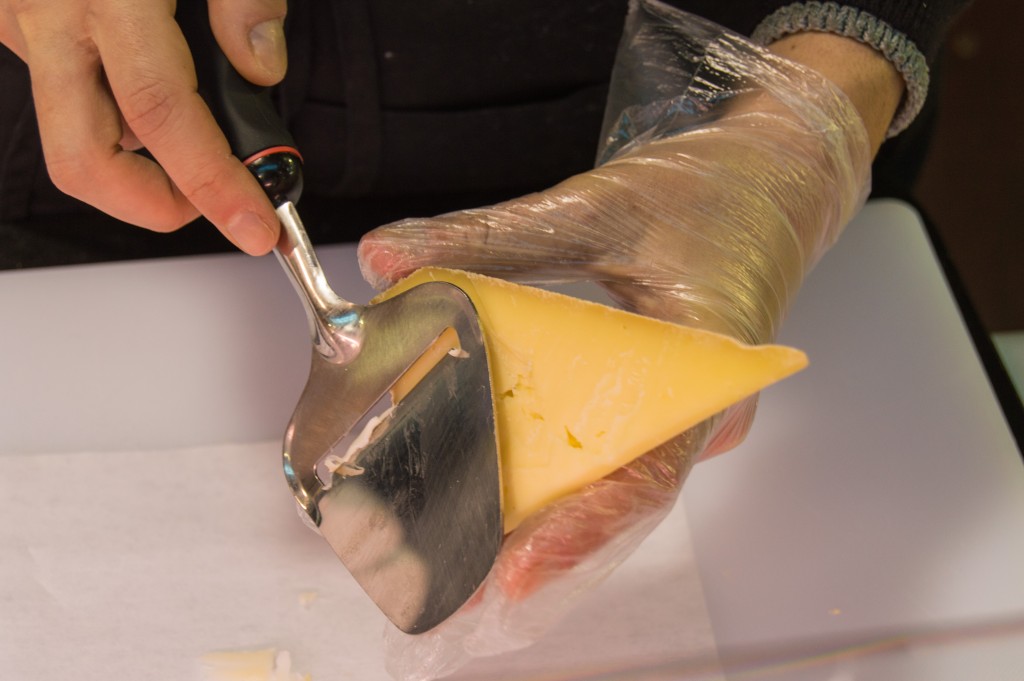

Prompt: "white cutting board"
[2,199,1023,680]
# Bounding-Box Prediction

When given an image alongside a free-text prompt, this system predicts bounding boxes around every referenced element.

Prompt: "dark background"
[914,0,1022,333]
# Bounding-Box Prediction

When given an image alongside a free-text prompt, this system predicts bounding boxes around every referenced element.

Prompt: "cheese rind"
[378,268,807,532]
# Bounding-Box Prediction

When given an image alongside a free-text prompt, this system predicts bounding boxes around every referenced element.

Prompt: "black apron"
[0,0,627,267]
[0,0,937,268]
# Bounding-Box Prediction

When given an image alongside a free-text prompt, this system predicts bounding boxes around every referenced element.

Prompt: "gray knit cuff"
[751,2,928,138]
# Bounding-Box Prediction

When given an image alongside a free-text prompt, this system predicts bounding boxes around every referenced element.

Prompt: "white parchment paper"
[0,441,719,681]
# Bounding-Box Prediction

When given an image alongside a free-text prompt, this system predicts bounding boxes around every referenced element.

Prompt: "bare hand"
[0,0,288,254]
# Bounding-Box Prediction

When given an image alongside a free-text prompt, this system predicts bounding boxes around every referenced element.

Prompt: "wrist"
[767,32,904,155]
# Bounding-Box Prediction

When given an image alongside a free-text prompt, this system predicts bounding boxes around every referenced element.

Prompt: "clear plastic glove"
[357,1,871,678]
[0,0,286,254]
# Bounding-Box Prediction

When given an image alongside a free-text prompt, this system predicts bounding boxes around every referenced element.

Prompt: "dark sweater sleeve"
[661,1,971,136]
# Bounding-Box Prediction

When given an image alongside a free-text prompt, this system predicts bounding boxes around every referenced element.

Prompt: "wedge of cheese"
[377,268,807,532]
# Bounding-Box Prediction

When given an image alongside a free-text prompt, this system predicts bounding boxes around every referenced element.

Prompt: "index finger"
[93,2,279,254]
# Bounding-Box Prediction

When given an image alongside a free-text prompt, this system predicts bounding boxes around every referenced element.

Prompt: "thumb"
[357,184,625,291]
[208,0,288,86]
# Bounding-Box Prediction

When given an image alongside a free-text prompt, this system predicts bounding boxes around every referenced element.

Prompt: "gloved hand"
[0,0,286,254]
[357,1,872,678]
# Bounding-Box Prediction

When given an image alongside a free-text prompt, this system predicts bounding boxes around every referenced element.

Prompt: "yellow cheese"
[377,268,807,532]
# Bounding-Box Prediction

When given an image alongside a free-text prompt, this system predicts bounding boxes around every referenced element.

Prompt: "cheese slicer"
[179,7,502,633]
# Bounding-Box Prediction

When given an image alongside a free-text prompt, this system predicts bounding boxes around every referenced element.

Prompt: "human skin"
[504,31,906,593]
[769,31,904,154]
[0,3,900,257]
[502,34,905,595]
[354,31,906,602]
[0,0,287,255]
[3,1,908,639]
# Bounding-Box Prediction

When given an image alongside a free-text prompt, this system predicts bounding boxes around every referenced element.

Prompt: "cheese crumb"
[298,591,319,608]
[200,648,310,681]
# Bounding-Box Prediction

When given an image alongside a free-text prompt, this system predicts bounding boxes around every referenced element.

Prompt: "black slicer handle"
[177,5,302,208]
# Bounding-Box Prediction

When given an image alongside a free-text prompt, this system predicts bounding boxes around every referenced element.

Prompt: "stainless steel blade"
[274,203,502,633]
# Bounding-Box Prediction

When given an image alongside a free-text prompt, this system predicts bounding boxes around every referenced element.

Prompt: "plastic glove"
[357,1,871,678]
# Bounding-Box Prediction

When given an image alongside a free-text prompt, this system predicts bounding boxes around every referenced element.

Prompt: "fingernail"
[227,211,277,255]
[357,237,411,289]
[249,18,287,80]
